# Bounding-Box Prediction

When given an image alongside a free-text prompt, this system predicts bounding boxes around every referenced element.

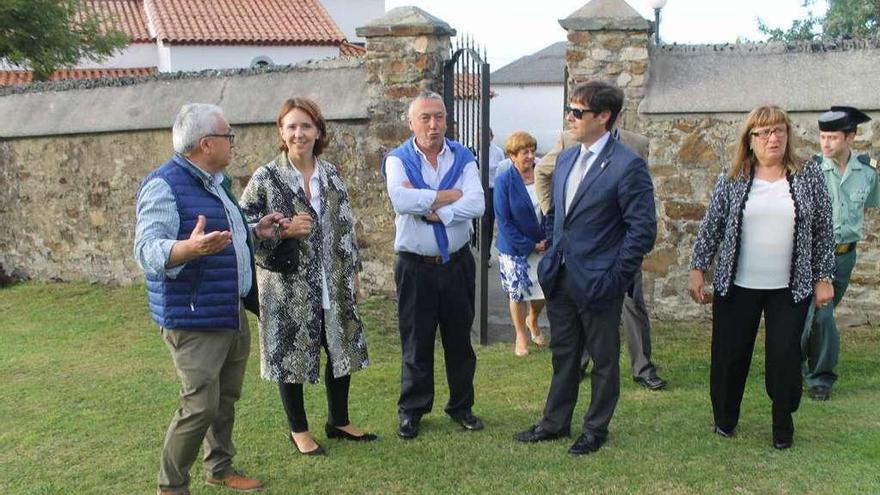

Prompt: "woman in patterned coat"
[688,105,834,450]
[240,97,373,456]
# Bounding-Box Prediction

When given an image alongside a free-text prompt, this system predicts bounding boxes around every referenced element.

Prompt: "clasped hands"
[402,180,462,224]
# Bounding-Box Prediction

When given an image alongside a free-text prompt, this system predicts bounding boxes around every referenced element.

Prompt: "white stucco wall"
[163,45,340,72]
[490,83,564,155]
[76,43,158,69]
[321,0,385,42]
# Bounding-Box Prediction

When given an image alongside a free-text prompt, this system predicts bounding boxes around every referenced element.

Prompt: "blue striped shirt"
[134,157,252,297]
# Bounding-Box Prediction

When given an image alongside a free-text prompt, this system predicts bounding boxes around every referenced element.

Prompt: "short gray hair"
[407,91,445,121]
[172,103,225,154]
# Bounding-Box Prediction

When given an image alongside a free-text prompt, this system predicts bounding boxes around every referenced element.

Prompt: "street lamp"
[646,0,668,45]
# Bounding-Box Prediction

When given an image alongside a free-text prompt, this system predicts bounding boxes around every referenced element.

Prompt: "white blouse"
[288,158,331,310]
[734,178,796,289]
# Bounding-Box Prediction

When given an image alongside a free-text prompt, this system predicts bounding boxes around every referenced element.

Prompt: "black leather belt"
[834,242,856,255]
[397,246,470,265]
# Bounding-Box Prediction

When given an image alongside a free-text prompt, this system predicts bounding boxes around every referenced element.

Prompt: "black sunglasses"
[564,105,599,120]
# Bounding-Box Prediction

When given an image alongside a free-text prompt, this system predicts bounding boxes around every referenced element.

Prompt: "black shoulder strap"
[856,154,877,170]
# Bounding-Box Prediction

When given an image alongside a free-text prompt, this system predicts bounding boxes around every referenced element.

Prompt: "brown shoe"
[206,470,264,492]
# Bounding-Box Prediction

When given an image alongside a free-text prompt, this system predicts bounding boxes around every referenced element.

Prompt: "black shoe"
[514,424,569,443]
[325,424,379,442]
[634,375,667,391]
[397,416,420,440]
[289,432,326,456]
[713,425,735,438]
[568,432,606,455]
[808,385,831,401]
[772,437,793,450]
[449,411,484,431]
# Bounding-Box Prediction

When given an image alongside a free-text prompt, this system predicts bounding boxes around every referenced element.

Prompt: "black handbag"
[256,166,301,274]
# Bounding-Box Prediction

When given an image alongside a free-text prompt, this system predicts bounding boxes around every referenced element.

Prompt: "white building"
[490,42,566,155]
[1,0,382,84]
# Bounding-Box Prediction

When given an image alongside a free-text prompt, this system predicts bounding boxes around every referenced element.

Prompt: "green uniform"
[803,153,879,391]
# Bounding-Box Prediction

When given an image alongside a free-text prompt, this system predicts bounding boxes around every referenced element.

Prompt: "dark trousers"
[582,270,658,379]
[541,268,623,438]
[278,311,350,432]
[711,285,809,440]
[395,247,477,419]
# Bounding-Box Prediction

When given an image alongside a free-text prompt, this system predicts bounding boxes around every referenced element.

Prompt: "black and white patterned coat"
[240,153,369,383]
[689,159,834,302]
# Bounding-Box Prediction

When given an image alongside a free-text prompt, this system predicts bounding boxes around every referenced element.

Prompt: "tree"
[758,0,880,41]
[0,0,129,81]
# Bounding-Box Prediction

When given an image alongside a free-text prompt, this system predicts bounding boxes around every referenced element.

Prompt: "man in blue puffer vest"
[135,103,284,495]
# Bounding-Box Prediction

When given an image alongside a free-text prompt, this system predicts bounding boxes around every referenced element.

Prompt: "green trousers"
[803,249,857,390]
[157,308,251,493]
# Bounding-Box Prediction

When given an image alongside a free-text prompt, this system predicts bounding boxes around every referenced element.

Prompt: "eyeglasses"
[750,126,787,140]
[565,106,599,120]
[205,132,236,145]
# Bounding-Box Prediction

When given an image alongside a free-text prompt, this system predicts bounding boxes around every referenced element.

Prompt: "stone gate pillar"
[560,0,651,131]
[357,7,456,152]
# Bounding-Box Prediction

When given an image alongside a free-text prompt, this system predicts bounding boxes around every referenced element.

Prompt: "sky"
[384,0,830,70]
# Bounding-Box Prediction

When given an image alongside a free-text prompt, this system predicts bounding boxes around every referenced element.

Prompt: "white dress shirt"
[564,131,610,214]
[287,157,331,310]
[488,143,506,189]
[385,140,485,255]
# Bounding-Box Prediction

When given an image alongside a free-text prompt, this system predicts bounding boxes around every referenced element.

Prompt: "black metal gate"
[442,37,491,345]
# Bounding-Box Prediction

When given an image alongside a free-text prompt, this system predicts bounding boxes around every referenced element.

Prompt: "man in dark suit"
[514,81,657,455]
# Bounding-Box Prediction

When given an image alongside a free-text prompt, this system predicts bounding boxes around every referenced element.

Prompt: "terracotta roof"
[339,41,366,57]
[83,0,153,43]
[145,0,345,45]
[454,73,496,99]
[0,68,157,86]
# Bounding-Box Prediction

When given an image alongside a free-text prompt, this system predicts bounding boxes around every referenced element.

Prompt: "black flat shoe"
[325,424,379,442]
[634,375,668,391]
[289,432,326,456]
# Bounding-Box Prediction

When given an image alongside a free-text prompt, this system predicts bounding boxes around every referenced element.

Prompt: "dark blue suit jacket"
[538,136,657,311]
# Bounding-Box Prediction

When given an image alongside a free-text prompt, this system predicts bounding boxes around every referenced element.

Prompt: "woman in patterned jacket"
[240,97,374,456]
[688,105,834,450]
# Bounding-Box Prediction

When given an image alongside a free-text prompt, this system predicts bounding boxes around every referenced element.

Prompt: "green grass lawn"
[1,282,878,494]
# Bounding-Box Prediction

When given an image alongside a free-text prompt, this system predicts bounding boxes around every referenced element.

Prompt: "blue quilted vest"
[139,155,252,330]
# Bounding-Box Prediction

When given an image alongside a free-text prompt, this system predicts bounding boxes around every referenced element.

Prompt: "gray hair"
[407,91,445,121]
[172,103,225,154]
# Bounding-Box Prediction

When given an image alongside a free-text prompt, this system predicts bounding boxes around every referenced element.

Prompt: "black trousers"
[711,285,809,439]
[541,268,623,438]
[278,311,350,433]
[395,247,477,419]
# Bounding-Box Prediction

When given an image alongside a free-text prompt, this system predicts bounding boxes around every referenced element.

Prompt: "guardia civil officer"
[804,106,879,401]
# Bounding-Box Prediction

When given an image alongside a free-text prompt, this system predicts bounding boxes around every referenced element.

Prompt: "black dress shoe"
[397,416,420,440]
[449,411,484,431]
[772,437,793,450]
[713,425,735,438]
[514,424,569,443]
[808,385,831,401]
[325,424,379,442]
[634,375,667,391]
[568,432,606,455]
[289,432,326,456]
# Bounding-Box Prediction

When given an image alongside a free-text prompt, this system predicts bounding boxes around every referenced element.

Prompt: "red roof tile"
[339,41,366,57]
[83,0,153,43]
[454,74,497,99]
[0,67,157,86]
[145,0,345,45]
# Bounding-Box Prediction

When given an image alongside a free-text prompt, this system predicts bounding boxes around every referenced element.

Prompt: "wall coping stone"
[0,63,368,138]
[642,40,880,114]
[356,6,456,38]
[559,0,650,32]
